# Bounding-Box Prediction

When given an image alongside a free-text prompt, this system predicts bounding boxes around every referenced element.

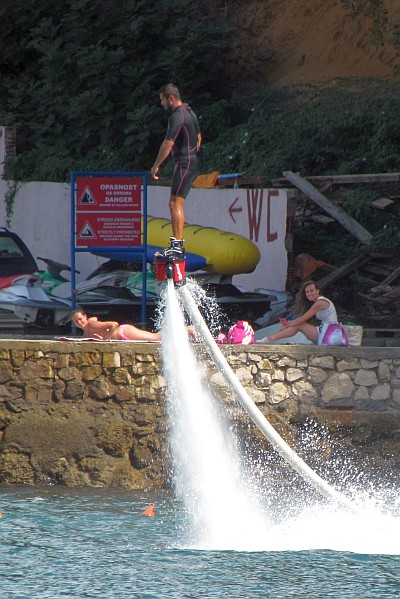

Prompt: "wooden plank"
[282,171,374,244]
[361,264,393,277]
[358,285,400,305]
[371,197,394,210]
[363,328,400,336]
[316,253,370,288]
[377,264,400,287]
[216,175,269,188]
[272,172,400,187]
[310,214,335,225]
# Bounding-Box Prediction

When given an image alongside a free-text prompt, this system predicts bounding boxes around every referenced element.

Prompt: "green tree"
[0,0,235,181]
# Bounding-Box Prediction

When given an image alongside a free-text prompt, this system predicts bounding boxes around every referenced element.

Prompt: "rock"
[269,382,290,404]
[354,370,378,387]
[322,373,355,402]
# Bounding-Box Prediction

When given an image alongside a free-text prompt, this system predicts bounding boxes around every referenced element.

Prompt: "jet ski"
[0,229,71,328]
[0,274,71,327]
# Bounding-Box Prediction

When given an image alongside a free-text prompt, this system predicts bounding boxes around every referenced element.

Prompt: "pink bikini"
[118,325,129,340]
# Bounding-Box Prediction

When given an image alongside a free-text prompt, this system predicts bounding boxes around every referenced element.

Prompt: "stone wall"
[0,340,399,489]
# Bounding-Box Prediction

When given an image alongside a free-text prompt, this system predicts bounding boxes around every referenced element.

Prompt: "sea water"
[1,281,400,598]
[1,486,400,598]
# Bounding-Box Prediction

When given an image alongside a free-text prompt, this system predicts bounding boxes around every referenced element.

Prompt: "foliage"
[2,0,400,263]
[0,0,236,181]
[4,181,20,227]
[340,0,388,44]
[202,82,400,178]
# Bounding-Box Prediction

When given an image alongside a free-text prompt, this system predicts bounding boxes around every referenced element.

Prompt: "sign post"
[71,171,148,326]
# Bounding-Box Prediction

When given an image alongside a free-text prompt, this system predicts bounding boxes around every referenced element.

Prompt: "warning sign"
[76,213,142,247]
[78,221,97,240]
[76,176,142,211]
[78,186,97,206]
[74,173,145,247]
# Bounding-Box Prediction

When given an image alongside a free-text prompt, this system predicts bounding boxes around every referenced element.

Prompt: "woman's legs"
[114,324,161,341]
[111,324,197,342]
[268,322,319,343]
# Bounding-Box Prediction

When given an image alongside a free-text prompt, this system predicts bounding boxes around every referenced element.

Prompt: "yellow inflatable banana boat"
[147,216,260,275]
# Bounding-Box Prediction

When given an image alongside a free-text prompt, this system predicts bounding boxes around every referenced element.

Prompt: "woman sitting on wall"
[257,280,341,345]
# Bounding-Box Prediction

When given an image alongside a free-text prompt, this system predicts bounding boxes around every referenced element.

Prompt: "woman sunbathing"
[71,309,161,341]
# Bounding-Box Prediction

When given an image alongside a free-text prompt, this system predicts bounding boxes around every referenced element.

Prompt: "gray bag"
[342,325,363,346]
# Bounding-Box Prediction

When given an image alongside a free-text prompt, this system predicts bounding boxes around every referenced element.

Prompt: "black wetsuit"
[165,103,200,198]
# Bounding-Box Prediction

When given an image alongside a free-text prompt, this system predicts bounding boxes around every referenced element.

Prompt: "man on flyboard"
[151,83,202,258]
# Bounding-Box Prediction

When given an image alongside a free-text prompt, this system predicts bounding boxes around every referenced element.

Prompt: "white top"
[315,295,338,323]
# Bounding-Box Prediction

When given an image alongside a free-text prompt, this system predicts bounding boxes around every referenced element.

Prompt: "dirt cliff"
[233,0,400,85]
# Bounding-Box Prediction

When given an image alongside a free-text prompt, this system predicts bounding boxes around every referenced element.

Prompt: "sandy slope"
[234,0,400,85]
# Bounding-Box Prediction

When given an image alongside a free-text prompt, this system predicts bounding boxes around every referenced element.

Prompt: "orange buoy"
[141,503,155,517]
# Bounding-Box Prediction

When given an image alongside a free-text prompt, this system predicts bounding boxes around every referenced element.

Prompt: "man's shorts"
[171,154,200,198]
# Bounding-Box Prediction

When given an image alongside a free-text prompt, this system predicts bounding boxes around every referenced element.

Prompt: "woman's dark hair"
[294,280,320,315]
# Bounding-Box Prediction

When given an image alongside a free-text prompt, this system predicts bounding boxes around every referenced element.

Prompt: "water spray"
[178,284,357,513]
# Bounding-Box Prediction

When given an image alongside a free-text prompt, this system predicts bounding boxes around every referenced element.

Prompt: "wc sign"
[74,173,144,247]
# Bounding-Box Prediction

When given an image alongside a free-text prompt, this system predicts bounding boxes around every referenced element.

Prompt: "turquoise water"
[1,486,399,599]
[2,285,399,597]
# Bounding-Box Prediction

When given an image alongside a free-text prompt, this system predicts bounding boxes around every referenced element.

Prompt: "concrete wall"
[0,171,287,292]
[0,340,399,489]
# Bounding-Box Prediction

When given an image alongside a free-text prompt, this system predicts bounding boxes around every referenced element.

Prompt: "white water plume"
[160,280,400,555]
[161,280,271,550]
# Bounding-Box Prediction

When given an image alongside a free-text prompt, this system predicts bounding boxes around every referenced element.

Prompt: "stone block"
[136,353,156,362]
[360,359,379,369]
[268,382,290,404]
[272,369,285,381]
[277,357,297,368]
[246,387,266,404]
[393,389,400,403]
[258,358,273,369]
[292,380,317,400]
[19,360,54,381]
[377,362,391,383]
[114,386,137,402]
[103,352,121,368]
[55,353,70,368]
[133,361,158,375]
[286,368,303,382]
[336,358,360,372]
[354,386,369,400]
[10,350,25,368]
[25,380,53,402]
[370,384,390,401]
[256,371,272,386]
[248,353,263,362]
[112,369,132,385]
[210,372,228,387]
[82,364,102,381]
[227,353,248,365]
[322,373,355,402]
[64,381,85,400]
[308,367,327,383]
[58,366,80,381]
[88,378,114,400]
[354,370,378,387]
[310,356,335,369]
[0,362,13,384]
[234,367,253,385]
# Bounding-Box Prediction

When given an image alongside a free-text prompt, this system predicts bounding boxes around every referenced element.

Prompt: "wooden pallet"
[362,328,400,347]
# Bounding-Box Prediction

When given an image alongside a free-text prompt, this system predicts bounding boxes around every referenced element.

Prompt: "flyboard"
[154,247,356,513]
